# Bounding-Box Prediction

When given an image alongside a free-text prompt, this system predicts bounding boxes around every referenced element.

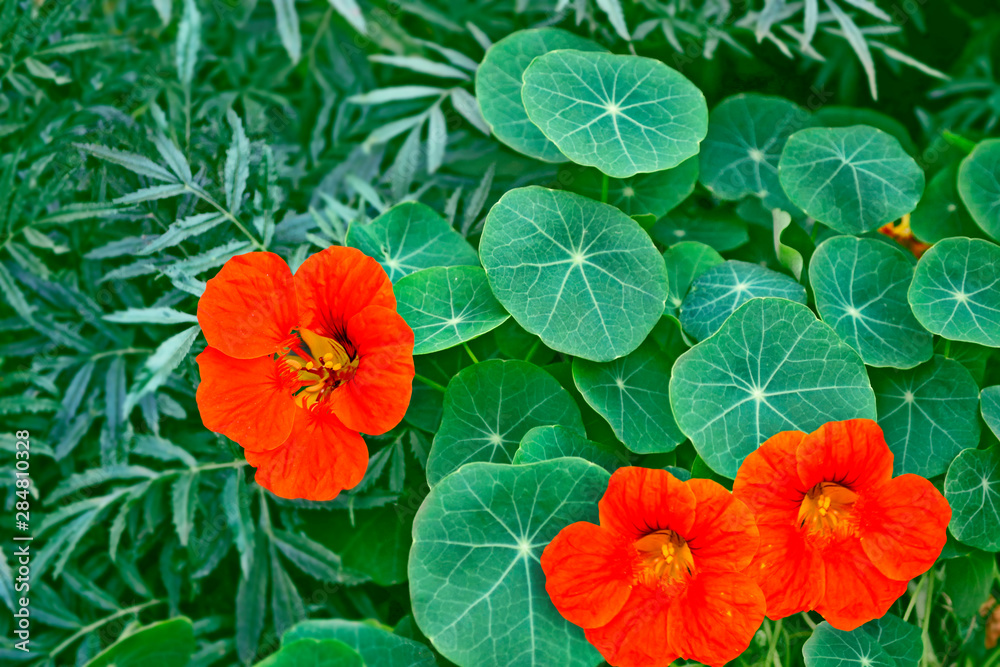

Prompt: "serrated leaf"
[176,0,201,87]
[225,110,250,215]
[103,307,199,325]
[76,143,178,183]
[124,325,201,413]
[272,0,301,63]
[171,471,197,547]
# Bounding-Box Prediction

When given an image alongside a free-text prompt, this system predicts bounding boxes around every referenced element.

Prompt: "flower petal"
[327,305,414,435]
[749,523,825,620]
[584,585,679,667]
[796,419,894,496]
[245,408,368,501]
[815,536,908,631]
[540,522,635,628]
[858,473,952,581]
[733,430,808,525]
[598,467,697,540]
[195,346,297,451]
[294,246,395,342]
[198,252,297,359]
[684,478,759,573]
[667,571,766,667]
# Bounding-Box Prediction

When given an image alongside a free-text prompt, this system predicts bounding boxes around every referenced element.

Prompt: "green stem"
[799,612,817,630]
[186,185,265,251]
[903,572,927,623]
[49,600,163,658]
[920,573,936,667]
[524,338,542,364]
[463,342,479,364]
[600,172,610,204]
[942,338,952,359]
[414,374,447,393]
[766,618,783,667]
[942,130,976,155]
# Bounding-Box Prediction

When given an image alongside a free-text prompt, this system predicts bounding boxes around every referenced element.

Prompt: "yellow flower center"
[283,328,358,409]
[634,529,695,585]
[798,482,858,538]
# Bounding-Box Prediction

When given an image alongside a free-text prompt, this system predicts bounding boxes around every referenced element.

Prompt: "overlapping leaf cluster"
[1,1,999,667]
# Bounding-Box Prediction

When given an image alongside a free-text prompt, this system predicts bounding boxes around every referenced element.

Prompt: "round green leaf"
[512,424,628,472]
[409,459,609,667]
[810,236,932,369]
[814,105,918,155]
[860,615,921,667]
[650,209,749,251]
[521,51,708,178]
[565,156,698,218]
[475,29,604,162]
[670,297,876,478]
[480,186,668,362]
[911,163,982,244]
[944,446,1000,552]
[254,639,364,667]
[573,341,685,454]
[982,385,1000,439]
[284,619,436,667]
[778,126,925,234]
[680,260,807,341]
[663,241,724,317]
[83,618,195,667]
[871,356,981,477]
[345,202,480,282]
[958,138,1000,240]
[699,93,811,211]
[802,622,895,667]
[395,266,510,355]
[425,359,584,484]
[909,237,1000,347]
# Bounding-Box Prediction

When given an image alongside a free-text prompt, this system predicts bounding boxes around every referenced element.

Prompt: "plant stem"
[904,572,927,623]
[600,172,610,203]
[186,185,265,251]
[942,338,952,358]
[524,338,542,364]
[463,342,479,364]
[49,599,163,658]
[415,374,447,393]
[920,573,936,667]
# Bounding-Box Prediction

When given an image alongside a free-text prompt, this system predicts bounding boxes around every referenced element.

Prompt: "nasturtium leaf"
[512,424,628,472]
[982,386,1000,439]
[284,619,436,667]
[936,339,992,385]
[395,266,510,355]
[564,156,698,218]
[254,639,363,667]
[699,93,810,211]
[909,237,1000,347]
[409,459,608,667]
[572,341,685,454]
[680,260,806,341]
[670,298,876,478]
[480,187,668,362]
[943,548,997,618]
[83,618,195,667]
[809,236,932,369]
[859,615,922,667]
[778,125,925,234]
[345,202,479,282]
[814,105,919,155]
[945,446,1000,552]
[911,163,981,243]
[521,51,708,178]
[871,356,981,478]
[650,208,749,251]
[544,360,626,447]
[425,359,584,485]
[958,138,1000,240]
[802,622,895,667]
[663,241,724,317]
[475,29,604,162]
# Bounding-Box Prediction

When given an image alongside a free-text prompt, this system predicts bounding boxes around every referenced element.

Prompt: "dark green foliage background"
[1,0,999,666]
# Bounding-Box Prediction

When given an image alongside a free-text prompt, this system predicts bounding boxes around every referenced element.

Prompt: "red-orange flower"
[732,419,951,631]
[541,467,765,667]
[195,247,414,501]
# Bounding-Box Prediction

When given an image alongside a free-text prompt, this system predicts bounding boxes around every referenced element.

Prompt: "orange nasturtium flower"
[195,247,414,501]
[733,419,951,631]
[878,213,931,258]
[541,467,766,667]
